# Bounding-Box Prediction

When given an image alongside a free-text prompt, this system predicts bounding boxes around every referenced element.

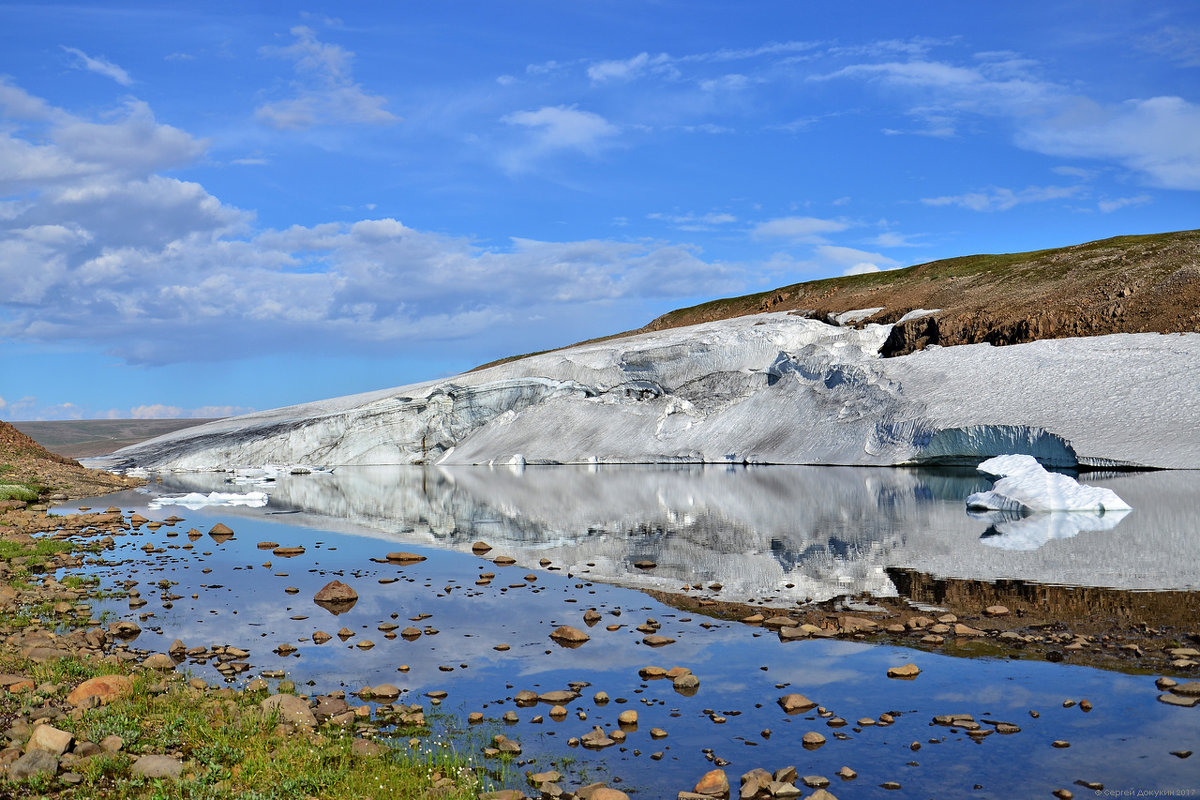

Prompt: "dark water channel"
[58,465,1200,797]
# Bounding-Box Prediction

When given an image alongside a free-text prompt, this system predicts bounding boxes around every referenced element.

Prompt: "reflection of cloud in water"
[973,508,1131,551]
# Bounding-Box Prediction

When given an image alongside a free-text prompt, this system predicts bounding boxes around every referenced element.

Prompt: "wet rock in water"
[778,693,817,714]
[886,663,920,679]
[132,754,184,779]
[273,546,305,557]
[837,766,857,780]
[256,541,279,550]
[762,615,799,630]
[1052,790,1074,800]
[493,555,517,566]
[880,781,902,791]
[802,732,826,748]
[1157,693,1199,707]
[471,541,492,554]
[67,675,132,707]
[209,522,234,536]
[643,634,676,647]
[673,673,700,693]
[337,627,355,640]
[312,630,332,644]
[368,684,400,700]
[584,609,603,625]
[385,552,426,564]
[581,726,615,749]
[639,666,668,679]
[550,625,590,646]
[807,791,838,800]
[7,749,58,781]
[1171,681,1200,697]
[634,560,657,570]
[617,709,638,726]
[693,768,730,796]
[313,580,358,603]
[539,689,578,704]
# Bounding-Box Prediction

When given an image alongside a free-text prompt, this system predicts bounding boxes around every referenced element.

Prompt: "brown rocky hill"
[640,229,1200,356]
[0,420,139,501]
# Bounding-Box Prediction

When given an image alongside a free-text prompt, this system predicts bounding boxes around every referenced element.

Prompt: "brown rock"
[27,724,73,756]
[778,693,817,714]
[385,552,426,564]
[694,768,730,796]
[66,675,132,707]
[550,625,590,646]
[314,580,358,603]
[887,663,921,679]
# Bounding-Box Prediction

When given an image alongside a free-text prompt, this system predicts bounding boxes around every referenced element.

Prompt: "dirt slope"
[0,421,140,500]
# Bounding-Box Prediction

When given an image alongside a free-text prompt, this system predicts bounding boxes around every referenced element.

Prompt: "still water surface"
[60,465,1200,797]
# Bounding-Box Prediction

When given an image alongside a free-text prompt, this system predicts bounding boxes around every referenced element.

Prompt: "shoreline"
[0,445,1196,797]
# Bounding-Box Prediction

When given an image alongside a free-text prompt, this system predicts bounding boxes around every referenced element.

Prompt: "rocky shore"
[1,421,1196,798]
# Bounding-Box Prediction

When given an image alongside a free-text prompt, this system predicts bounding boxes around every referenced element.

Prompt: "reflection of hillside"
[152,465,1198,602]
[888,568,1200,629]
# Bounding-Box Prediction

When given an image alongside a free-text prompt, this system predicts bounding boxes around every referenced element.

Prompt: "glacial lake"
[59,465,1200,797]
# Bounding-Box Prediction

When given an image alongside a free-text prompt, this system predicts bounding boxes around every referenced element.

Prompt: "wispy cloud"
[1098,194,1152,213]
[648,210,738,231]
[751,216,849,242]
[500,105,619,171]
[61,46,132,86]
[922,184,1082,212]
[256,26,398,130]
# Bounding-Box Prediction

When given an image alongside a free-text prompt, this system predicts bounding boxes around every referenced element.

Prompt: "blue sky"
[1,0,1198,421]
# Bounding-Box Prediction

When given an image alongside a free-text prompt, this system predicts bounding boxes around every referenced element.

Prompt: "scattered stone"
[802,732,826,748]
[581,726,615,749]
[643,634,676,647]
[471,541,492,554]
[385,552,426,564]
[272,546,305,557]
[66,675,132,707]
[984,605,1010,616]
[617,710,638,726]
[132,754,183,779]
[693,768,730,796]
[313,580,358,603]
[7,749,58,781]
[208,523,234,537]
[261,694,317,728]
[143,653,177,671]
[886,663,920,679]
[778,693,817,714]
[550,625,590,646]
[27,724,73,756]
[837,766,857,780]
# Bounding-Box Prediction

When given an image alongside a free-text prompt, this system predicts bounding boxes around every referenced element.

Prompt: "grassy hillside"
[478,229,1200,369]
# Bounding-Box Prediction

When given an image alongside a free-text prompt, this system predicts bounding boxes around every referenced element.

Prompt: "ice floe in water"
[148,491,269,510]
[966,454,1131,513]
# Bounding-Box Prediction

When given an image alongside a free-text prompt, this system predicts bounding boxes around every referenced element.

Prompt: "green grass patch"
[0,661,494,799]
[0,483,40,502]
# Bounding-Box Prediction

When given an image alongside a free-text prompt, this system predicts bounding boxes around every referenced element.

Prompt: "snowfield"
[90,312,1200,471]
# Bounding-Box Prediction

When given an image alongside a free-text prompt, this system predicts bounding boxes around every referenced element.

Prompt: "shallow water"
[58,465,1200,797]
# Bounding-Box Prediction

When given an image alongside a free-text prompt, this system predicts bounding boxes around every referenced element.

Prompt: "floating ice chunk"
[966,454,1131,513]
[148,491,269,510]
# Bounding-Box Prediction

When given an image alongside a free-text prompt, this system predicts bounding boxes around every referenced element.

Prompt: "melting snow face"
[88,313,1200,472]
[147,491,269,510]
[966,455,1132,513]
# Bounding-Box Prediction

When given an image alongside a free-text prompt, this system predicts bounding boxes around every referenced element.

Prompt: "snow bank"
[88,314,1200,471]
[966,455,1131,513]
[148,491,269,510]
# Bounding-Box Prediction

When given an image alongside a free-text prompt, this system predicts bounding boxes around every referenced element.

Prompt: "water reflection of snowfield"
[137,463,1199,601]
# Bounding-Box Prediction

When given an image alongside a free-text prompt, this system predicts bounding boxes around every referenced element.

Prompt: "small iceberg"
[148,491,269,510]
[966,454,1131,513]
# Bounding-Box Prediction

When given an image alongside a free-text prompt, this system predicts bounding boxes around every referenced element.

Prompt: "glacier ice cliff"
[91,313,1200,471]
